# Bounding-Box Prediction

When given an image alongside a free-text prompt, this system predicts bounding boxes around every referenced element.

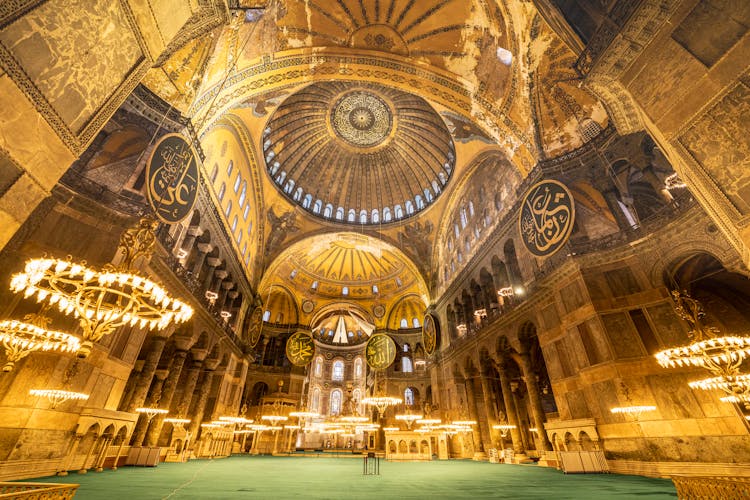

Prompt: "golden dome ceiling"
[262,81,455,225]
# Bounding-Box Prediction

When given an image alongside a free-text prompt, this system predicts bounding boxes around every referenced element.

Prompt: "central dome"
[262,81,455,225]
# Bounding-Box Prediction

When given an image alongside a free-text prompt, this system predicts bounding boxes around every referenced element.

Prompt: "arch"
[330,388,342,415]
[332,359,344,381]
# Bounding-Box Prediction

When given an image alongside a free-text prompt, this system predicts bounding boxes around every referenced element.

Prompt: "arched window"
[424,188,433,202]
[227,161,234,177]
[311,387,321,412]
[303,194,312,209]
[394,205,403,219]
[469,201,475,217]
[412,318,420,328]
[347,209,356,222]
[359,210,367,224]
[460,207,468,228]
[313,200,322,214]
[311,281,318,290]
[336,207,344,220]
[405,200,414,215]
[277,171,286,184]
[293,187,303,201]
[238,182,247,206]
[262,310,271,322]
[210,164,219,183]
[438,172,447,184]
[218,182,226,201]
[415,195,424,210]
[342,286,349,296]
[314,357,323,377]
[225,200,232,217]
[402,357,413,373]
[465,237,471,253]
[231,215,238,232]
[383,207,392,222]
[243,204,250,220]
[284,179,294,194]
[234,174,242,193]
[404,387,414,405]
[454,224,460,238]
[271,162,280,175]
[371,209,379,223]
[400,318,408,328]
[241,241,247,255]
[330,389,342,415]
[324,204,333,218]
[448,238,453,251]
[354,358,363,379]
[352,388,362,413]
[332,360,344,381]
[432,180,441,194]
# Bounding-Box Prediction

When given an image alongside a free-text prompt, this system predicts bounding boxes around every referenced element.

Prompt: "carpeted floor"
[33,456,678,500]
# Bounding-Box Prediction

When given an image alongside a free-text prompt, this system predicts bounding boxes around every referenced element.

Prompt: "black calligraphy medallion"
[146,133,200,224]
[422,314,439,356]
[286,331,315,367]
[247,306,264,348]
[365,333,397,370]
[519,180,575,258]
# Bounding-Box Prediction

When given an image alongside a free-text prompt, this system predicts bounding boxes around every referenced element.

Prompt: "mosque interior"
[0,0,749,497]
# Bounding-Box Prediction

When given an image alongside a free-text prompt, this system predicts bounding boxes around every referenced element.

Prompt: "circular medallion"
[247,306,264,347]
[365,333,397,370]
[146,133,200,224]
[518,179,576,258]
[286,331,315,367]
[372,304,385,319]
[301,300,315,314]
[422,314,440,356]
[331,91,393,147]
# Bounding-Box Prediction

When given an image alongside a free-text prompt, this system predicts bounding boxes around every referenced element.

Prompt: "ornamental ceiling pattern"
[263,81,455,225]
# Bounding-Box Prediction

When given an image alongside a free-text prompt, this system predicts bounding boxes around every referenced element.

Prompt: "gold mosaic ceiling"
[262,81,455,225]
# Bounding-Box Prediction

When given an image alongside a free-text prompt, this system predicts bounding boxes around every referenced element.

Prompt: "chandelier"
[492,424,516,437]
[9,219,193,358]
[362,395,402,417]
[164,418,191,425]
[289,410,319,419]
[218,416,253,425]
[136,407,169,420]
[655,291,750,406]
[29,389,89,408]
[0,313,80,372]
[395,413,423,429]
[610,406,656,419]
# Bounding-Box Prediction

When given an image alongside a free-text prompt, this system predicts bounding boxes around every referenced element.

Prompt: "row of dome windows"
[311,387,417,415]
[211,161,252,265]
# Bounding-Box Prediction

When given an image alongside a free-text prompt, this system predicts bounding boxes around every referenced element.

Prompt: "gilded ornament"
[365,333,396,370]
[518,180,575,257]
[286,331,315,367]
[146,133,200,224]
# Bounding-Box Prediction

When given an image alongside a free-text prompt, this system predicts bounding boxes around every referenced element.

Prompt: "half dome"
[262,81,455,225]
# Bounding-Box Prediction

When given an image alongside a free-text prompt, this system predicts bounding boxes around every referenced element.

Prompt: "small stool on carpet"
[363,452,380,475]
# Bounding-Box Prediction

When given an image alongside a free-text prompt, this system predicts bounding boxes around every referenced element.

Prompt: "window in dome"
[424,188,433,202]
[438,172,447,185]
[465,237,471,253]
[248,221,253,235]
[313,200,322,214]
[405,201,414,215]
[432,181,441,194]
[236,231,242,244]
[231,215,238,232]
[371,209,379,223]
[469,201,475,217]
[347,209,356,222]
[394,205,403,219]
[324,204,333,218]
[284,179,294,194]
[210,164,218,183]
[271,162,280,175]
[227,161,234,177]
[342,286,349,296]
[332,361,344,381]
[218,182,226,201]
[239,182,247,206]
[460,207,468,228]
[234,174,242,193]
[225,200,232,217]
[415,195,424,210]
[372,285,379,294]
[448,239,453,251]
[412,318,420,328]
[359,210,367,224]
[400,318,408,328]
[303,194,312,209]
[293,187,302,201]
[383,207,392,222]
[454,224,460,238]
[336,207,344,220]
[262,310,271,322]
[241,241,247,255]
[311,281,318,290]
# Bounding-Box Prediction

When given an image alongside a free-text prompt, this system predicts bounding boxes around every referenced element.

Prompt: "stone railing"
[671,476,750,499]
[0,483,79,499]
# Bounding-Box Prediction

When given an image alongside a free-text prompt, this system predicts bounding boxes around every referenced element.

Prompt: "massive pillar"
[125,333,170,412]
[494,358,524,454]
[131,369,169,446]
[145,344,190,446]
[519,351,552,451]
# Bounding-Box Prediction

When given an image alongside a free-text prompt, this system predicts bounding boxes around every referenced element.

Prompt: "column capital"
[196,242,213,254]
[187,226,204,237]
[206,257,222,267]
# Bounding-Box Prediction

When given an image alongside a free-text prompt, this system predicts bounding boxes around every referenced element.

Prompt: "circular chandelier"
[10,257,193,358]
[655,291,750,406]
[395,413,423,429]
[1,316,80,372]
[164,417,191,425]
[219,416,253,424]
[261,415,288,424]
[29,389,89,408]
[289,410,319,419]
[362,395,402,417]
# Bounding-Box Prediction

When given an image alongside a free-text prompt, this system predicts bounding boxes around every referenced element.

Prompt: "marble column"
[218,280,234,311]
[188,357,221,437]
[176,349,208,418]
[145,348,190,446]
[478,375,499,449]
[202,258,221,291]
[495,359,524,454]
[192,242,212,275]
[465,376,488,453]
[125,333,169,412]
[131,369,169,446]
[180,226,203,261]
[519,351,552,451]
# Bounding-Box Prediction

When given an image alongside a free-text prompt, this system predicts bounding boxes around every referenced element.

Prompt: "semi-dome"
[262,81,455,225]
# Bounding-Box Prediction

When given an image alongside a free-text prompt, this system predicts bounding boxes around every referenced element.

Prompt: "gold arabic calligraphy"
[519,181,575,257]
[147,134,199,223]
[286,332,314,366]
[366,334,396,370]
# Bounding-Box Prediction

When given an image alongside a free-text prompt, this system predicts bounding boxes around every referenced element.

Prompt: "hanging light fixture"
[29,389,89,408]
[395,413,423,429]
[0,313,80,372]
[135,407,169,420]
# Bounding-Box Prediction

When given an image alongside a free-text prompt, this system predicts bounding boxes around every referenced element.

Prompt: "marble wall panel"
[603,267,641,297]
[0,0,142,133]
[680,80,750,215]
[601,312,645,359]
[646,302,689,348]
[560,280,585,313]
[565,389,591,419]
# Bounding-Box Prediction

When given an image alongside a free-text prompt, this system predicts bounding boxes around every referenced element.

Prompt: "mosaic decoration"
[146,134,199,224]
[519,180,575,258]
[422,313,440,356]
[286,331,315,367]
[366,333,397,370]
[331,90,393,147]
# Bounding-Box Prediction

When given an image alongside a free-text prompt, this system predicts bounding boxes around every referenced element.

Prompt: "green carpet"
[34,456,678,499]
